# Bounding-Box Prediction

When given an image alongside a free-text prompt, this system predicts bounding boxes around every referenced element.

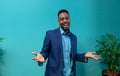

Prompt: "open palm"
[85,52,101,60]
[32,52,45,62]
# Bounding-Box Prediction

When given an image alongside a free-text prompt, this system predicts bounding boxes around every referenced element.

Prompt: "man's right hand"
[32,52,45,63]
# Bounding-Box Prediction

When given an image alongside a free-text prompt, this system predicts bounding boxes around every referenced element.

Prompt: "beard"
[60,24,70,33]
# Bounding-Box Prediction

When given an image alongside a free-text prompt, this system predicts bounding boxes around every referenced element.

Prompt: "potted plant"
[95,34,120,76]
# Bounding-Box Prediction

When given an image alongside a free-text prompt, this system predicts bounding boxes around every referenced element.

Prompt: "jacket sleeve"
[75,53,88,63]
[38,31,51,66]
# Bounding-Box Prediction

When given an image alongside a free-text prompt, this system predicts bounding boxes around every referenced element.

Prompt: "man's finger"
[32,58,39,62]
[93,55,101,60]
[32,52,38,56]
[32,58,36,60]
[92,52,96,54]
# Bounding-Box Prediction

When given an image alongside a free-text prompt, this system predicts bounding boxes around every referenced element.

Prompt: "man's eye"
[66,17,69,20]
[60,18,64,20]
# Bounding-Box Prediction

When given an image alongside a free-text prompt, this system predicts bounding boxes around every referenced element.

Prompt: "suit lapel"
[55,28,64,59]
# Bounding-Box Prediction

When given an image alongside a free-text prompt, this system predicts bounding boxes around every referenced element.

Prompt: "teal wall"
[0,0,120,76]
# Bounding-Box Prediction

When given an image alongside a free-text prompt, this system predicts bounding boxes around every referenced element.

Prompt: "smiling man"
[32,9,100,76]
[58,10,70,34]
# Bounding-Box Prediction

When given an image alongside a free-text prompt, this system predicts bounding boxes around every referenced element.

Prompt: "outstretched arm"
[32,31,51,63]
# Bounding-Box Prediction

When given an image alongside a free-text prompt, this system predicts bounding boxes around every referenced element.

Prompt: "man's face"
[58,12,70,31]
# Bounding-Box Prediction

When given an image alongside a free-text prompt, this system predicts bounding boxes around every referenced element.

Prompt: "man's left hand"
[85,52,101,60]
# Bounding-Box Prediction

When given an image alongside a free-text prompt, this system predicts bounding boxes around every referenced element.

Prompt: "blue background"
[0,0,120,76]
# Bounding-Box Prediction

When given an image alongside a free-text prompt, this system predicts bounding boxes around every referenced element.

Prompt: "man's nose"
[63,19,67,22]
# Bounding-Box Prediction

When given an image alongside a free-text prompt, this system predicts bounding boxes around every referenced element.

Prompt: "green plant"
[96,34,120,73]
[0,37,4,56]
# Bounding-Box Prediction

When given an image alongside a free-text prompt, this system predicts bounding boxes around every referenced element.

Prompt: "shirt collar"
[60,27,70,35]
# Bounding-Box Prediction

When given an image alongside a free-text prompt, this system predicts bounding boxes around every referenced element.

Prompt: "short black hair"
[58,9,69,17]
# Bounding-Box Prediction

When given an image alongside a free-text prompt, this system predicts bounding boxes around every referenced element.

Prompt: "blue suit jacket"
[39,28,87,76]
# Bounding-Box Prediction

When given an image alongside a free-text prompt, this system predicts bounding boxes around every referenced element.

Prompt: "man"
[32,9,100,76]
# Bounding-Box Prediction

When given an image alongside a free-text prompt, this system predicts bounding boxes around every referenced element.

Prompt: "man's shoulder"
[46,28,59,34]
[47,28,59,32]
[70,32,76,37]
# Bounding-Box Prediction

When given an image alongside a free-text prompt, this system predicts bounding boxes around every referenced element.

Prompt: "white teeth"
[64,23,68,25]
